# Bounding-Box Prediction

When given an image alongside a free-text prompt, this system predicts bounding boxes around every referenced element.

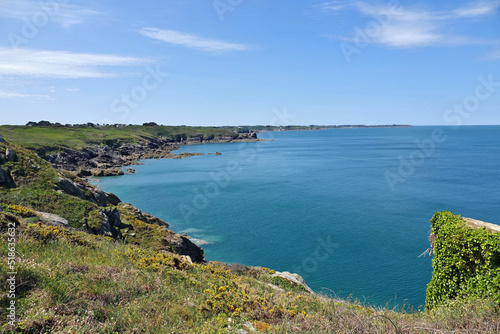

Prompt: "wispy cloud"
[0,90,51,99]
[453,0,500,17]
[317,1,350,11]
[323,1,500,48]
[483,49,500,60]
[0,0,100,27]
[139,28,250,53]
[0,48,153,78]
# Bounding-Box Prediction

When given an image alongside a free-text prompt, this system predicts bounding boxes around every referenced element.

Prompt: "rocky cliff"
[0,140,205,263]
[40,133,258,177]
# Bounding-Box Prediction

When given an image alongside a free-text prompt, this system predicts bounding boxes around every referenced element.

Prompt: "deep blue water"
[94,126,500,309]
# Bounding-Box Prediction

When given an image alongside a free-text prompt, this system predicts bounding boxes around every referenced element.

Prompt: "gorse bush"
[426,211,500,309]
[0,203,36,218]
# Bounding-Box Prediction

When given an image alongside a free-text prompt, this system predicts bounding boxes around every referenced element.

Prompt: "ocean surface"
[94,126,500,309]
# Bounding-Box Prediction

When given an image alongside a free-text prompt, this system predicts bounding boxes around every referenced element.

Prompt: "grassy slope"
[0,125,239,153]
[1,215,499,333]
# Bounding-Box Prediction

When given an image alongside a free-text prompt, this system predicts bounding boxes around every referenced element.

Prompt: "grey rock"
[90,168,124,177]
[126,167,136,174]
[169,234,205,263]
[105,192,121,205]
[5,148,16,162]
[37,212,69,227]
[0,167,5,184]
[0,133,5,143]
[179,255,193,264]
[91,188,107,206]
[104,208,122,227]
[89,188,120,207]
[98,210,112,237]
[57,177,85,199]
[271,271,314,294]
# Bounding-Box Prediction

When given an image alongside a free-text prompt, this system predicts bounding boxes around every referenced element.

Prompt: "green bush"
[426,211,500,309]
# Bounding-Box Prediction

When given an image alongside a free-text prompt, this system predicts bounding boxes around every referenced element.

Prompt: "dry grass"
[1,215,499,333]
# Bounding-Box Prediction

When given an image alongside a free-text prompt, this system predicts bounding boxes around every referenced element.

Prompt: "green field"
[0,125,242,154]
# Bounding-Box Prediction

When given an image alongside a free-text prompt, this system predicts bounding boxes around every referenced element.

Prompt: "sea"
[94,126,500,309]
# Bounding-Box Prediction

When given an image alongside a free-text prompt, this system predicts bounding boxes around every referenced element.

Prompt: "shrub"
[426,211,500,309]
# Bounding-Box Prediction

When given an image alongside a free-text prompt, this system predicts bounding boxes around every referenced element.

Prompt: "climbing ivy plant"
[425,211,500,309]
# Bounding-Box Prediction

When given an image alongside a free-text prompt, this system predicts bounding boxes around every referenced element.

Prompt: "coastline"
[44,133,261,177]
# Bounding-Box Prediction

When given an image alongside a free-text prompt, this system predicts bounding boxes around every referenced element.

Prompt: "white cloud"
[0,90,51,99]
[0,0,99,27]
[139,28,250,53]
[453,0,500,17]
[483,49,500,60]
[0,48,153,78]
[322,1,499,49]
[317,1,350,11]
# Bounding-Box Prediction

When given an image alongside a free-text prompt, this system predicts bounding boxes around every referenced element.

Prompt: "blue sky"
[0,0,499,126]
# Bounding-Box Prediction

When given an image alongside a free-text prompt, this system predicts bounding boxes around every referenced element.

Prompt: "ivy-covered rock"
[426,211,500,309]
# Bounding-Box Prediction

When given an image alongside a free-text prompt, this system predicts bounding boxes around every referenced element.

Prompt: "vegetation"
[0,124,244,155]
[1,212,500,333]
[426,211,500,310]
[0,125,498,333]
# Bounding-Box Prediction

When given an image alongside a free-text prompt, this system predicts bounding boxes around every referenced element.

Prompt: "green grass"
[0,125,242,154]
[1,215,499,333]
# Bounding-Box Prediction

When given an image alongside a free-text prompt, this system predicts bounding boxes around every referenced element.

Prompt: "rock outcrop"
[5,148,16,162]
[40,133,259,177]
[0,167,5,184]
[90,168,124,177]
[272,271,314,294]
[57,177,85,199]
[37,212,69,227]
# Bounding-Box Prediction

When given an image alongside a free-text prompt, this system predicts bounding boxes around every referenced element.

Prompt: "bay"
[94,126,500,309]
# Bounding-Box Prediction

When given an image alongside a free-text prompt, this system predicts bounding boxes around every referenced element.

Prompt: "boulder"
[126,167,136,174]
[37,212,69,227]
[271,271,314,294]
[0,133,5,143]
[5,148,16,162]
[98,210,112,237]
[57,177,85,199]
[105,192,121,206]
[90,188,121,207]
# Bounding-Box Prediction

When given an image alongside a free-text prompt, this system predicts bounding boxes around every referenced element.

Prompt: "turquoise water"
[94,126,500,309]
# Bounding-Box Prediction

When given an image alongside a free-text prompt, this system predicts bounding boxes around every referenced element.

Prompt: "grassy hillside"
[0,125,241,154]
[2,212,500,333]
